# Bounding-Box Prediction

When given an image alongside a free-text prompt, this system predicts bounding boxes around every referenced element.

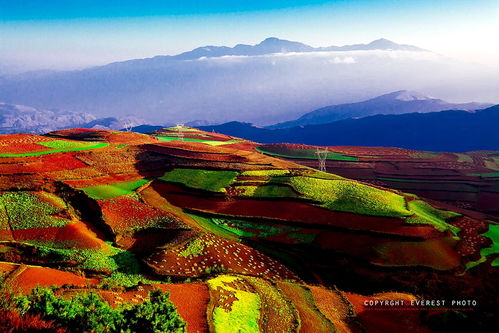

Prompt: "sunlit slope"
[0,127,496,331]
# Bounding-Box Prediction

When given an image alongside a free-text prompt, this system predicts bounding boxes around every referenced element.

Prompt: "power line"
[315,147,329,172]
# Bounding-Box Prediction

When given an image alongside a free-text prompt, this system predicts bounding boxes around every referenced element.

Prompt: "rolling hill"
[0,127,496,331]
[256,143,499,219]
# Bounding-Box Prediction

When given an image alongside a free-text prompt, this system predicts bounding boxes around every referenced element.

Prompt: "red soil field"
[277,281,335,332]
[46,128,110,141]
[0,143,51,154]
[100,196,185,234]
[0,230,13,242]
[146,233,299,280]
[155,283,210,333]
[372,237,461,270]
[452,216,489,259]
[344,292,431,333]
[12,222,106,249]
[0,134,55,144]
[261,143,499,218]
[308,285,354,333]
[5,264,98,293]
[244,276,299,332]
[0,154,88,175]
[156,182,440,238]
[32,154,88,173]
[0,262,18,276]
[0,129,494,331]
[148,142,296,168]
[149,148,251,163]
[98,283,210,333]
[63,173,146,188]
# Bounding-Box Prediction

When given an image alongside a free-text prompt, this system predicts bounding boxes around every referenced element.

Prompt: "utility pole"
[175,123,184,141]
[315,147,329,172]
[123,121,133,132]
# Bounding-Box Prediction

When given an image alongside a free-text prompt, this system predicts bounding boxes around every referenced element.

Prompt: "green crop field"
[468,172,499,178]
[159,169,238,192]
[256,147,358,161]
[79,179,149,200]
[405,200,460,234]
[0,141,108,157]
[162,127,200,132]
[287,176,412,217]
[481,224,499,266]
[208,275,261,333]
[0,192,71,229]
[156,136,241,146]
[211,217,301,238]
[240,170,289,177]
[236,184,300,198]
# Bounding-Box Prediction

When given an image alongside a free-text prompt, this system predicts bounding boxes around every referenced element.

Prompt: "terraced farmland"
[259,143,499,219]
[0,127,496,331]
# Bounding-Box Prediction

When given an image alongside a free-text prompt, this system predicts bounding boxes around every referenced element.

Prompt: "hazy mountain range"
[198,105,499,152]
[0,102,145,134]
[270,90,492,128]
[117,37,425,64]
[1,37,497,125]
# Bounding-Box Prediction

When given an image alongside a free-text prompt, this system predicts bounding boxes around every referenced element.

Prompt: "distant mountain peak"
[269,90,492,129]
[169,37,425,61]
[260,37,281,44]
[365,39,425,51]
[393,90,434,101]
[368,38,399,47]
[378,90,435,101]
[256,37,313,52]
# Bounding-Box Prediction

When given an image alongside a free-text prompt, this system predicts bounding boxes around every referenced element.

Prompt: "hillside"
[200,105,499,152]
[256,143,499,218]
[0,127,496,331]
[270,90,491,128]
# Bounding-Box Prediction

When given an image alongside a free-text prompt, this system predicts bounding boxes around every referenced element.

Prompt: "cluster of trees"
[0,287,186,333]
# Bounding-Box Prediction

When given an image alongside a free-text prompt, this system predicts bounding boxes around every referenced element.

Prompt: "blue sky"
[1,1,337,19]
[1,0,498,71]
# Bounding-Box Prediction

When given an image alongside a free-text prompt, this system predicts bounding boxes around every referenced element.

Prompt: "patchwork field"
[0,127,496,332]
[259,143,499,219]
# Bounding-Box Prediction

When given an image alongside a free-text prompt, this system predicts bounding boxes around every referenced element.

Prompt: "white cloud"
[329,56,356,64]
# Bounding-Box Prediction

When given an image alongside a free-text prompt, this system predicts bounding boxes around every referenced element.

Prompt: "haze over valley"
[1,38,498,126]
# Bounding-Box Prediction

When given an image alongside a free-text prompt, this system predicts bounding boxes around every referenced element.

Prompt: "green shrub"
[15,287,125,333]
[178,237,209,258]
[122,289,186,333]
[12,287,186,333]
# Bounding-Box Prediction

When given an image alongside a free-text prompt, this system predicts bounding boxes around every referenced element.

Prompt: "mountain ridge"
[270,90,492,129]
[105,37,426,67]
[1,38,497,125]
[199,104,499,152]
[0,102,146,134]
